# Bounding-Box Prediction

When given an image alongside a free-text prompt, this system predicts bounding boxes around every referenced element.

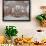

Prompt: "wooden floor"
[14,43,46,46]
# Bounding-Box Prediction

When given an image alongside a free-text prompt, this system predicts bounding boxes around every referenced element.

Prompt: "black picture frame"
[3,0,30,21]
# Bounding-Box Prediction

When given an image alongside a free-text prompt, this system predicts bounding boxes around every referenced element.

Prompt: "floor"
[4,16,29,20]
[14,43,46,46]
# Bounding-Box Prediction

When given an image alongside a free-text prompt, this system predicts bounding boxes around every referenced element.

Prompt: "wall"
[0,0,46,41]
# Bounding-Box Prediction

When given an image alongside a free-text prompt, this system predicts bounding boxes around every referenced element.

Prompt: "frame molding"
[2,0,31,21]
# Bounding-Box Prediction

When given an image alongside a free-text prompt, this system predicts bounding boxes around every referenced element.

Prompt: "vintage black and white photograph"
[3,0,30,21]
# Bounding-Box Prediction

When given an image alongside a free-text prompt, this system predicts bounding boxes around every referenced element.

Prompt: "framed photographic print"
[3,0,30,21]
